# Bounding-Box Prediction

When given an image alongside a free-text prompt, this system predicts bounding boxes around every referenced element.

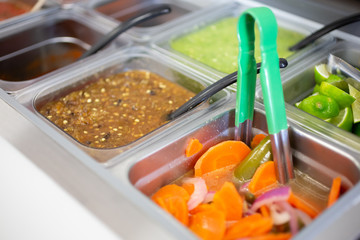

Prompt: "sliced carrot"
[212,181,243,221]
[189,203,214,215]
[260,205,270,218]
[250,233,292,240]
[251,133,267,149]
[182,182,195,196]
[224,213,273,240]
[152,184,190,201]
[288,191,319,218]
[154,195,189,226]
[327,176,342,208]
[248,161,277,194]
[151,184,190,226]
[189,205,226,240]
[185,138,203,157]
[194,140,251,177]
[201,164,237,192]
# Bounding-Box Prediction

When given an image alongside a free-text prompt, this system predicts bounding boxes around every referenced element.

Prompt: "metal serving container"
[107,97,360,239]
[0,5,131,93]
[151,0,334,79]
[14,46,231,164]
[85,0,213,42]
[268,40,360,151]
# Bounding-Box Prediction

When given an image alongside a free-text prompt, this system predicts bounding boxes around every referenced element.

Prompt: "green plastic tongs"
[235,7,294,184]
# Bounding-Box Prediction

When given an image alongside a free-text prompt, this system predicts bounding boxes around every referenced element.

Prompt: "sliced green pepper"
[234,135,272,182]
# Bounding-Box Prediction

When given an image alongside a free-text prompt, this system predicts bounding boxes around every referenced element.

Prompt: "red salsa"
[0,2,31,21]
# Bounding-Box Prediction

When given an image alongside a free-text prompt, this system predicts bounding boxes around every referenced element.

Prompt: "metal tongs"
[236,7,294,184]
[328,54,360,91]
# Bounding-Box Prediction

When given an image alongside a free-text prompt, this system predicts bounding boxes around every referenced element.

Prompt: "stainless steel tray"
[14,46,231,164]
[1,0,360,239]
[85,0,206,42]
[108,97,360,240]
[0,5,131,93]
[151,0,334,79]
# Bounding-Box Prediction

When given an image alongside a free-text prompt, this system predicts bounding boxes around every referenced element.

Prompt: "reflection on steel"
[271,130,294,184]
[235,119,252,147]
[328,54,360,91]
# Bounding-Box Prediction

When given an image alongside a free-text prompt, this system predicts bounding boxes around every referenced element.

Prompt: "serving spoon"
[289,13,360,51]
[79,4,171,60]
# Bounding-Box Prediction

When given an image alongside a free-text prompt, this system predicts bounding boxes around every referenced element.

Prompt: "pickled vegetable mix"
[151,135,343,240]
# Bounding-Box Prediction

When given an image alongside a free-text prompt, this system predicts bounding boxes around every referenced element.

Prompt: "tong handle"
[236,7,287,135]
[236,7,294,183]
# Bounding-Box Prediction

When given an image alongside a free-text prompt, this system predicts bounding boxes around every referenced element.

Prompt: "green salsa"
[170,17,305,74]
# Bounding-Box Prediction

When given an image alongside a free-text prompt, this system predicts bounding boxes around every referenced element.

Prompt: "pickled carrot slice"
[182,182,195,196]
[194,140,251,177]
[224,213,273,240]
[189,205,226,240]
[288,191,319,218]
[248,161,277,194]
[185,138,203,157]
[201,164,237,192]
[151,184,190,226]
[249,233,292,240]
[212,182,243,221]
[251,133,267,149]
[327,176,342,208]
[260,205,270,218]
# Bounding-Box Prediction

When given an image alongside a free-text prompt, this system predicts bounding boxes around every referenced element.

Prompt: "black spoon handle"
[289,13,360,51]
[80,4,171,59]
[167,58,288,120]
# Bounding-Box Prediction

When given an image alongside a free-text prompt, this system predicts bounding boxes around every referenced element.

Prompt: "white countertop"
[0,136,121,240]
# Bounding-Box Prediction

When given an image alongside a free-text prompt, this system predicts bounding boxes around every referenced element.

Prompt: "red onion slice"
[277,201,298,235]
[250,186,290,212]
[269,203,290,225]
[182,177,208,210]
[203,191,215,204]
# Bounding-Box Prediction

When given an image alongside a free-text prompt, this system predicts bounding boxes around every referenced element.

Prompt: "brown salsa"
[39,70,195,149]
